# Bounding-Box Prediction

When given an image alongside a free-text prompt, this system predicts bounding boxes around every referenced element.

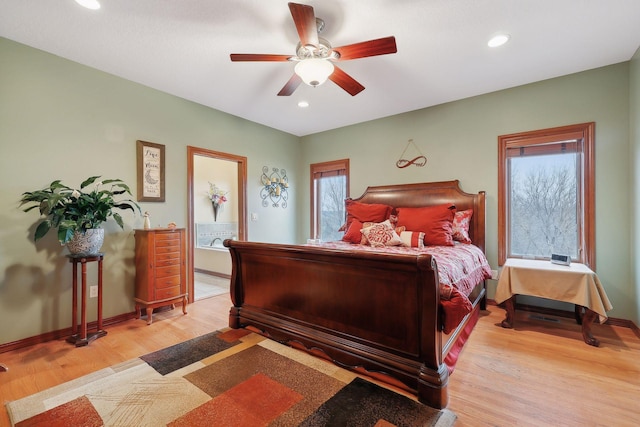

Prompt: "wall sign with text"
[136,140,165,202]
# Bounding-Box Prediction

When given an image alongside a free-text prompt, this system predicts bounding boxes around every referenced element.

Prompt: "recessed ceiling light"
[488,34,510,48]
[298,101,309,108]
[75,0,101,10]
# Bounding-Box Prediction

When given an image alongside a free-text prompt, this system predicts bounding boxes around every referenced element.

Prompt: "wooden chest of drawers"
[134,228,187,324]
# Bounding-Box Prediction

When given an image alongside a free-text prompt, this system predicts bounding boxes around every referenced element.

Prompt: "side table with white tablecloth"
[495,258,613,346]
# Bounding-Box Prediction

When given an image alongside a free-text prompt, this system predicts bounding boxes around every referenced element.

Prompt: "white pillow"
[399,231,425,248]
[361,220,403,248]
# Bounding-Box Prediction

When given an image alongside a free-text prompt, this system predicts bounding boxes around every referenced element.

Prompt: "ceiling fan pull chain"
[396,139,427,168]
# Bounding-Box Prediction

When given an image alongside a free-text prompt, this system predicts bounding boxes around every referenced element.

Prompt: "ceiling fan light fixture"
[75,0,101,10]
[295,58,335,87]
[488,34,510,48]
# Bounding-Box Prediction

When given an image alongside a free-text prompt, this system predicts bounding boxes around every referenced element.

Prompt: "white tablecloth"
[495,258,613,322]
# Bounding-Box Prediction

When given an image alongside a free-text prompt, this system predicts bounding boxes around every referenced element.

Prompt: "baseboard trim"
[628,321,640,340]
[194,268,231,280]
[0,312,136,355]
[487,299,639,337]
[3,301,638,354]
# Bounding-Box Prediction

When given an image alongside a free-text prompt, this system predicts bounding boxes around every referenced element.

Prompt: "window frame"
[310,159,350,240]
[498,122,595,268]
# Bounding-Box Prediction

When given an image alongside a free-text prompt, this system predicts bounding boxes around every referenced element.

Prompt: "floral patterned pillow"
[361,222,405,245]
[360,220,403,248]
[452,209,473,244]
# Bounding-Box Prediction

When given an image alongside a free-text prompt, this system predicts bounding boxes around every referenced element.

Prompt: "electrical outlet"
[89,285,98,298]
[491,269,498,280]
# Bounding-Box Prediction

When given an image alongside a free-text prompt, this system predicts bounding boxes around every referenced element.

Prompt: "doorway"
[187,146,247,303]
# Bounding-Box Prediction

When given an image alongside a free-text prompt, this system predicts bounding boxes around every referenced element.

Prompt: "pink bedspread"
[317,241,492,297]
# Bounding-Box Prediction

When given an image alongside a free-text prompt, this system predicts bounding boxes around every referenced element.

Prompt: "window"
[310,159,349,241]
[498,123,595,268]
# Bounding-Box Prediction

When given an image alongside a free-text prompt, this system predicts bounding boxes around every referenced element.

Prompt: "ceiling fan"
[230,2,397,96]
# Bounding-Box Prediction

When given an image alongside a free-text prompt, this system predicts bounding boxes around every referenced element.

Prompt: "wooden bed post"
[416,253,448,408]
[418,364,449,408]
[227,240,242,329]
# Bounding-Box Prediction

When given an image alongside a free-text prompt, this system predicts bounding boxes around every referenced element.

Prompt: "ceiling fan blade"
[230,54,292,62]
[329,66,365,96]
[288,2,319,47]
[333,36,397,60]
[277,73,303,96]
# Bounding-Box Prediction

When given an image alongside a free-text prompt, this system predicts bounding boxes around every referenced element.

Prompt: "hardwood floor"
[1,296,638,426]
[449,309,639,426]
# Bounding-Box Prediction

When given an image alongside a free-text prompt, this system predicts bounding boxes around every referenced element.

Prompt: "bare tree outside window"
[318,175,346,241]
[310,159,349,242]
[498,122,595,267]
[509,154,578,258]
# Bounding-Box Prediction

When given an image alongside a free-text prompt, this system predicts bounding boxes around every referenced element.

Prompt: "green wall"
[1,35,638,347]
[0,38,300,344]
[300,62,636,324]
[631,46,640,325]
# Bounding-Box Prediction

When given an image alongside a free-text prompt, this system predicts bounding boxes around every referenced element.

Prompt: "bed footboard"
[225,239,452,408]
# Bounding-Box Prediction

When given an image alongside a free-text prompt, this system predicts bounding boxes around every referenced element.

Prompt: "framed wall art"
[136,140,165,202]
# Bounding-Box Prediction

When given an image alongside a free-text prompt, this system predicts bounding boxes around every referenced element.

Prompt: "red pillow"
[343,199,393,231]
[342,219,364,243]
[396,204,455,246]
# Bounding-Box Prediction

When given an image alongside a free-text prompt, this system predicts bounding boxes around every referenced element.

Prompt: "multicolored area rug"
[6,329,456,426]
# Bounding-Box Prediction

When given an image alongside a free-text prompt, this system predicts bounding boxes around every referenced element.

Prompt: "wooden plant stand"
[66,254,108,347]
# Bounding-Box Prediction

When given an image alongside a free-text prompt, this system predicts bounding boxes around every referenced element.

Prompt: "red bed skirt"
[444,306,479,374]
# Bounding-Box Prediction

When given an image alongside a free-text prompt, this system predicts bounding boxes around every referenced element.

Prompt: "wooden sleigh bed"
[224,180,490,408]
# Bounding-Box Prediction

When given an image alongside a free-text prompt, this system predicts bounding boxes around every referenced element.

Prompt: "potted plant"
[20,176,141,254]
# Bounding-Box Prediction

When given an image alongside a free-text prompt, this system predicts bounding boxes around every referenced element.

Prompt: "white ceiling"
[2,1,640,137]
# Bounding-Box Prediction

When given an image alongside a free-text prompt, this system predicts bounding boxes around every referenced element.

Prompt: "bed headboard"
[351,180,486,252]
